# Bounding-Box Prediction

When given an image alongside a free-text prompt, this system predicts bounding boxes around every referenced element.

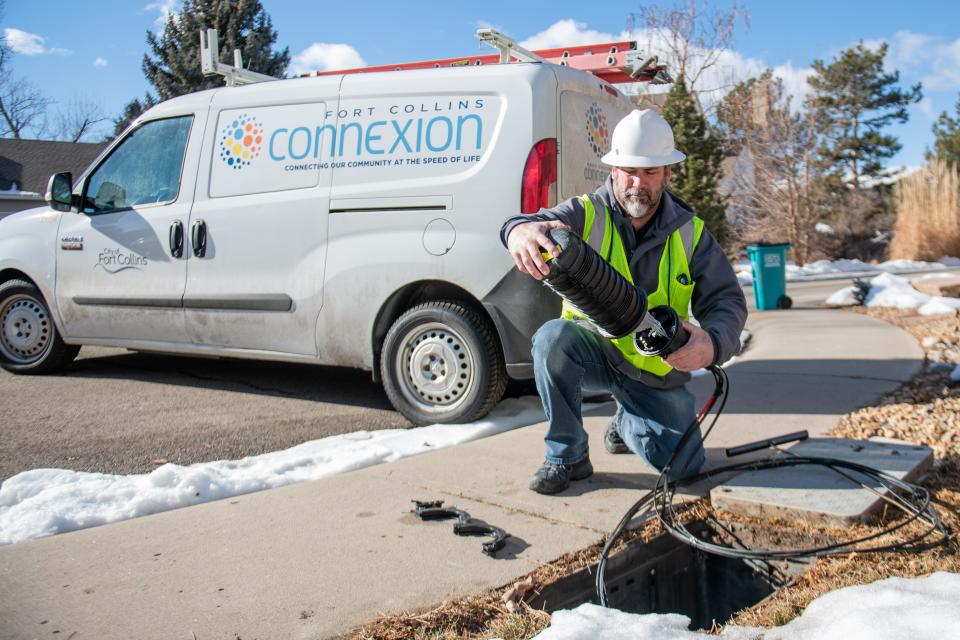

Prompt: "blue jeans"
[532,319,705,479]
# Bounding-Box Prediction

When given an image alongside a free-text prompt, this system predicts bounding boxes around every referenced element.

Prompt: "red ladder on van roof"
[300,28,670,85]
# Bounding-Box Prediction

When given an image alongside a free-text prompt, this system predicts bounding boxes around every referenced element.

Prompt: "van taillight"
[521,138,557,214]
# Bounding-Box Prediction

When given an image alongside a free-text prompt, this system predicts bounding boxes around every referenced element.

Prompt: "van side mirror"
[46,172,74,212]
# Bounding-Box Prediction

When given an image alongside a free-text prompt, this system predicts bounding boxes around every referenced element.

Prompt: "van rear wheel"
[0,279,80,374]
[381,301,507,426]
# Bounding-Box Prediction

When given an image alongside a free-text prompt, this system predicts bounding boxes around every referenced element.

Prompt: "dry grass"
[889,159,960,261]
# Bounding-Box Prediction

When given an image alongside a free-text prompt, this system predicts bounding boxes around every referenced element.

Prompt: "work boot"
[604,419,630,454]
[528,457,594,494]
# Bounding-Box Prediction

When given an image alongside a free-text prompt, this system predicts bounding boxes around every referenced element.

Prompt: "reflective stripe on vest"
[561,194,704,378]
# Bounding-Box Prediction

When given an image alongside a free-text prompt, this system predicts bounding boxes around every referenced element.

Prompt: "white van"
[0,43,648,424]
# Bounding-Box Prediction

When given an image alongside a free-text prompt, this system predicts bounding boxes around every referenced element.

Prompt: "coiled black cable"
[595,364,952,607]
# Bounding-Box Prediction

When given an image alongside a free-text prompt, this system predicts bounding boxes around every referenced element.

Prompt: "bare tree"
[0,8,104,142]
[628,0,748,104]
[0,6,51,139]
[0,76,50,139]
[47,98,108,142]
[718,71,826,265]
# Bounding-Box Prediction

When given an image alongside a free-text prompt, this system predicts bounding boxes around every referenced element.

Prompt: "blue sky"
[3,0,958,170]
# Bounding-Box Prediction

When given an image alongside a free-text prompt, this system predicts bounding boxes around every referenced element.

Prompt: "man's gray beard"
[623,197,653,219]
[619,188,655,219]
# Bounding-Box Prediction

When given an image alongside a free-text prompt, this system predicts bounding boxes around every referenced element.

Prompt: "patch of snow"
[0,181,40,197]
[795,258,874,275]
[826,272,960,316]
[762,572,960,639]
[863,272,930,308]
[815,222,835,235]
[737,256,960,287]
[0,396,571,546]
[825,286,858,306]
[877,259,942,272]
[918,298,960,316]
[533,573,960,639]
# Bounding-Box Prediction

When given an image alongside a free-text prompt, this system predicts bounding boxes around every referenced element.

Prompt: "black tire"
[0,279,80,374]
[777,295,793,310]
[380,300,507,426]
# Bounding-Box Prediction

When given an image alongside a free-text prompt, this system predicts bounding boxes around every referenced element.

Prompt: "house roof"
[0,138,108,194]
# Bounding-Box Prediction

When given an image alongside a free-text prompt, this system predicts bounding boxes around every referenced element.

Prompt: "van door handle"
[190,219,207,258]
[169,220,184,258]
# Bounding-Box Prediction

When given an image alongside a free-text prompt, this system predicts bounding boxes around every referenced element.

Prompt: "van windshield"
[83,116,193,214]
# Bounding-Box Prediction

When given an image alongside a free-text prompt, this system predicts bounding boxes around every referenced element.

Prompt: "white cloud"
[884,30,960,92]
[145,0,179,31]
[771,61,815,107]
[93,57,108,68]
[290,43,366,75]
[515,19,781,111]
[832,32,959,94]
[3,28,44,55]
[515,20,956,122]
[519,19,620,50]
[3,28,71,56]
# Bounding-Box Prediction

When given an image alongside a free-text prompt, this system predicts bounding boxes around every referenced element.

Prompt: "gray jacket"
[500,176,748,389]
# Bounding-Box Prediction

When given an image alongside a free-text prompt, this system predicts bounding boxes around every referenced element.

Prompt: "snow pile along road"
[826,272,960,315]
[0,396,560,546]
[532,572,960,639]
[735,256,960,286]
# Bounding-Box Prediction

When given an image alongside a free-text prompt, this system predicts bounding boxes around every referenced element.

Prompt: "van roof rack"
[200,29,276,86]
[299,28,672,85]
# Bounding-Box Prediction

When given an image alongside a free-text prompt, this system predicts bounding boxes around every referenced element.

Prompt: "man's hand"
[506,220,571,281]
[664,322,715,372]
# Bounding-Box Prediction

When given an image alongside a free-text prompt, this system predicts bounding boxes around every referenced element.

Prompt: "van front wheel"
[381,301,506,426]
[0,279,80,374]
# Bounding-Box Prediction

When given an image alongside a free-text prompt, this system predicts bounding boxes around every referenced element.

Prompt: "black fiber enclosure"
[542,228,648,338]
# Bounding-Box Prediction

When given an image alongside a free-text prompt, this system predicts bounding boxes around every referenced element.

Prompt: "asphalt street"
[0,346,412,482]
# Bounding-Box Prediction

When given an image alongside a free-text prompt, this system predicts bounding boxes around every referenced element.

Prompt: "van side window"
[83,116,193,214]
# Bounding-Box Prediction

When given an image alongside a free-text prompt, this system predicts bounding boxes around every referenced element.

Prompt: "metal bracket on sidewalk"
[412,500,510,557]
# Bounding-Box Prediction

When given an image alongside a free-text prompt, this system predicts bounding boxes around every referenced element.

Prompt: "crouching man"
[500,109,747,494]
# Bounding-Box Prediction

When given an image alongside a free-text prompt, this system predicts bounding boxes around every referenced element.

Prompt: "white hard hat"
[600,109,686,168]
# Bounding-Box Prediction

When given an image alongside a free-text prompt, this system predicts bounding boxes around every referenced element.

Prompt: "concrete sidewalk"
[0,309,922,640]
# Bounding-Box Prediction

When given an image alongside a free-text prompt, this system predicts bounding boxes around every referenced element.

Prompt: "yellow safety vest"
[560,194,704,377]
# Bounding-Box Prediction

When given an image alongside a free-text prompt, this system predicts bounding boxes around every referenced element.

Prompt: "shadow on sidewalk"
[689,357,920,416]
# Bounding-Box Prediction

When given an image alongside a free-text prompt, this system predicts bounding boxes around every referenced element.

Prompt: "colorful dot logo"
[585,104,610,160]
[218,114,264,170]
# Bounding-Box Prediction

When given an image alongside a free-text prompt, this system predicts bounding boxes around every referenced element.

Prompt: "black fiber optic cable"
[595,374,951,606]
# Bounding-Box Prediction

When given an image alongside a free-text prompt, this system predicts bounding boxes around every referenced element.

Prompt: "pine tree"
[110,1,288,139]
[660,75,730,251]
[108,94,157,140]
[807,42,921,189]
[143,0,289,101]
[928,95,960,168]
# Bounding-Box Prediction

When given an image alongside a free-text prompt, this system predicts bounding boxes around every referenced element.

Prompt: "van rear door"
[558,83,632,199]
